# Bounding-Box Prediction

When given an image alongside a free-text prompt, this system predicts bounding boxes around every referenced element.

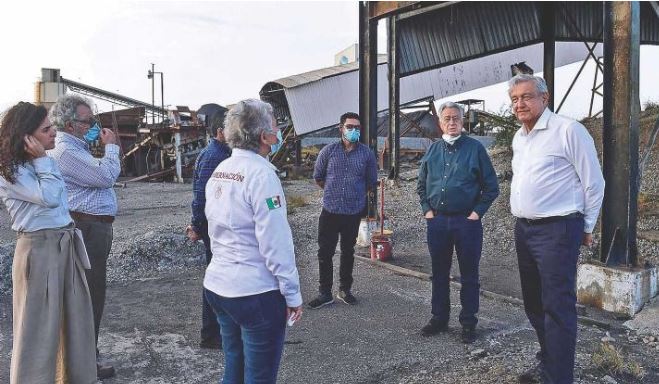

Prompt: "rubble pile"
[109,227,207,282]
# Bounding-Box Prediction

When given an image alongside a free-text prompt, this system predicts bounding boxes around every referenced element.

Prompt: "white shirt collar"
[522,108,551,135]
[231,148,277,171]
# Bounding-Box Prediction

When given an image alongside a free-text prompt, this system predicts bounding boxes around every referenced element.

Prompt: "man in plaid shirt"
[308,112,378,309]
[186,113,231,349]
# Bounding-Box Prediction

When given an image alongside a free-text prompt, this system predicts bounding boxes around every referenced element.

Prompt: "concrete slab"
[577,263,659,317]
[623,297,659,336]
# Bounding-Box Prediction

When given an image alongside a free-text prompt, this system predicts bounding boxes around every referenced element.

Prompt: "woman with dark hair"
[0,102,96,383]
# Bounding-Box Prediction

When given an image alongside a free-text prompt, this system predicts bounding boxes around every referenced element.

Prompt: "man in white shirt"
[509,74,605,384]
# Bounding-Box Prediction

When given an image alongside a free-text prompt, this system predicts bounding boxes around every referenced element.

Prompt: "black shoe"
[199,338,222,350]
[518,361,544,383]
[307,293,334,309]
[461,325,477,344]
[336,290,357,305]
[97,362,116,380]
[420,318,448,337]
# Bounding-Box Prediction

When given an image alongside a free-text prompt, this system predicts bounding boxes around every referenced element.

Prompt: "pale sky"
[1,1,658,119]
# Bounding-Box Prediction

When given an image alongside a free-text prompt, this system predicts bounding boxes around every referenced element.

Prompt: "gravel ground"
[0,177,658,383]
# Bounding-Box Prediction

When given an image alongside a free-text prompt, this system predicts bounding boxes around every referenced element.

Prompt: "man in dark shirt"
[308,112,378,309]
[417,101,499,343]
[186,113,231,349]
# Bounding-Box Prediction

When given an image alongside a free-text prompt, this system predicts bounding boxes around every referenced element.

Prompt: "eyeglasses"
[441,116,462,123]
[73,118,97,127]
[510,94,540,104]
[343,124,361,130]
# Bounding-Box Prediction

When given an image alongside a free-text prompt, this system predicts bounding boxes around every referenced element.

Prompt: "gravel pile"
[108,226,207,282]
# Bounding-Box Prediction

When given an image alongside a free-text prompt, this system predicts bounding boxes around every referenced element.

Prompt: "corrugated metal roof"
[265,55,388,90]
[260,42,599,136]
[398,1,659,76]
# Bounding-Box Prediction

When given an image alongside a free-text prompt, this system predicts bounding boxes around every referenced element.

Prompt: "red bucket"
[370,232,392,261]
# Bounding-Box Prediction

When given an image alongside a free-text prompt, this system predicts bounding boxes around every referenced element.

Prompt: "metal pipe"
[387,15,400,180]
[151,63,155,124]
[601,1,641,266]
[359,1,378,219]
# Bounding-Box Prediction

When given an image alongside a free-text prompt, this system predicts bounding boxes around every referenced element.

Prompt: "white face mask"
[442,134,461,145]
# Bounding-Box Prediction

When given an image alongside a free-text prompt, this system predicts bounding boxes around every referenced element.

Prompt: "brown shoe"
[97,362,116,380]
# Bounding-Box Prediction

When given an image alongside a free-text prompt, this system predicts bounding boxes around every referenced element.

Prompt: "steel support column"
[359,1,378,218]
[387,15,400,180]
[601,1,640,266]
[542,2,555,110]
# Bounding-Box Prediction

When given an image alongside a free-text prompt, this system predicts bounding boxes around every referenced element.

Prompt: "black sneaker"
[518,361,544,383]
[336,290,357,305]
[97,361,116,380]
[461,325,477,344]
[420,318,448,337]
[199,338,222,350]
[307,293,334,309]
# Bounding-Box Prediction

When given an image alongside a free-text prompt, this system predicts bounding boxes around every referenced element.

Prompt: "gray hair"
[437,101,464,118]
[49,94,93,131]
[508,74,548,95]
[224,99,274,152]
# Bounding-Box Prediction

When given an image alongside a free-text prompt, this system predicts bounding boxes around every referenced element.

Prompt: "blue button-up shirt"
[191,139,231,233]
[313,141,378,215]
[48,132,121,216]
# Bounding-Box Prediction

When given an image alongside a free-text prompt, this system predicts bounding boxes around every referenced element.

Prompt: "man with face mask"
[48,94,120,380]
[308,112,378,309]
[417,102,499,344]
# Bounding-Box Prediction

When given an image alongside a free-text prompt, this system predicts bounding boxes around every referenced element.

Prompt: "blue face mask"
[270,130,283,154]
[83,122,101,143]
[344,128,360,143]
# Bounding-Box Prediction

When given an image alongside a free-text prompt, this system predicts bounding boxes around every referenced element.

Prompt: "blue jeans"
[515,216,584,384]
[426,214,483,327]
[205,289,287,384]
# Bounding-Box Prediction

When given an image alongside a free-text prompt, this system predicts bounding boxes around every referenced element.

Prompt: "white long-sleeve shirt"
[203,148,302,307]
[511,108,605,233]
[0,157,72,232]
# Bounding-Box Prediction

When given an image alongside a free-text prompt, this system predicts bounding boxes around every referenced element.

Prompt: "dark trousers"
[426,214,483,327]
[205,289,287,384]
[201,232,222,343]
[515,216,584,384]
[73,218,113,350]
[317,208,361,294]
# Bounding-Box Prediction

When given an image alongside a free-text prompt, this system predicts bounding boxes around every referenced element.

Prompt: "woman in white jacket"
[0,102,96,383]
[203,99,303,384]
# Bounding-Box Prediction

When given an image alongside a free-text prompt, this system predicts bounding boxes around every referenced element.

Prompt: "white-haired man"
[508,74,605,384]
[48,94,119,379]
[417,102,499,343]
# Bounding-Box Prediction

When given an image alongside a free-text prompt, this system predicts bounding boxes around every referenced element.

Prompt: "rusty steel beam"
[360,1,379,218]
[388,15,400,180]
[369,1,419,19]
[601,1,641,266]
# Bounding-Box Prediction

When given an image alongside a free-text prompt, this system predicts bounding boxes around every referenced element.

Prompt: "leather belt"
[70,211,115,224]
[518,212,583,225]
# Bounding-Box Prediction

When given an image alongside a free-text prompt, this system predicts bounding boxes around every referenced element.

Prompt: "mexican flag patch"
[266,195,282,210]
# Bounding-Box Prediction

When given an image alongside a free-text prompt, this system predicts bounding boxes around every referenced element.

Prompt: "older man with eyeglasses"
[417,102,499,343]
[49,94,120,380]
[508,74,605,384]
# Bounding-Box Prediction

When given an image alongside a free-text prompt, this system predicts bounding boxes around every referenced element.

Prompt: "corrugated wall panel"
[398,1,658,77]
[285,42,600,136]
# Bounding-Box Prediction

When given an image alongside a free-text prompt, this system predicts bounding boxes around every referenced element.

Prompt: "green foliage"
[481,107,520,150]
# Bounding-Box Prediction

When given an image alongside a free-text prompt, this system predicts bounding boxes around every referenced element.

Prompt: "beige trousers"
[11,225,97,384]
